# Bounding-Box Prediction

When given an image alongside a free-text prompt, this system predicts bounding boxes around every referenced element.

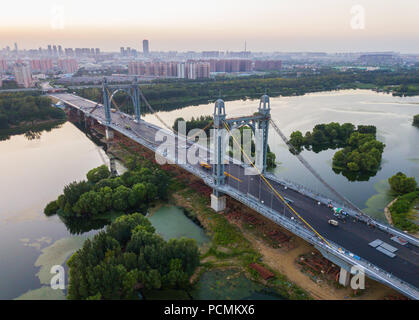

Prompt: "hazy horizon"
[1,0,419,53]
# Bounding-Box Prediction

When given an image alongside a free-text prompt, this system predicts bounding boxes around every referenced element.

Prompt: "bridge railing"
[219,184,419,300]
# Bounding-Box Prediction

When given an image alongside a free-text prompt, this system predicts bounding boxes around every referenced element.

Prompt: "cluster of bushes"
[332,131,385,173]
[67,213,200,299]
[388,172,418,232]
[389,172,417,195]
[0,93,65,129]
[413,114,419,128]
[288,123,384,178]
[289,123,376,152]
[44,162,169,219]
[389,191,419,232]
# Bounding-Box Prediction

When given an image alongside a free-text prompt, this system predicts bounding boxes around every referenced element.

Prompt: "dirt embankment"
[384,197,398,226]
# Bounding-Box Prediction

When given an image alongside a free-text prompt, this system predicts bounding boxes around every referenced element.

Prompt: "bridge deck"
[51,93,419,299]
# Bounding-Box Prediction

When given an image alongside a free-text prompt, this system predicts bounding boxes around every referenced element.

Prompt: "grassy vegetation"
[389,191,419,232]
[173,186,310,300]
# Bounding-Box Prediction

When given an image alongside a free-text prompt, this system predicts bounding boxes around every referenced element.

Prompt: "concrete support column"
[254,128,264,173]
[211,193,226,212]
[338,267,351,287]
[105,127,114,141]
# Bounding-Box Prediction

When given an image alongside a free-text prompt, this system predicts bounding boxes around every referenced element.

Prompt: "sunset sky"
[1,0,418,52]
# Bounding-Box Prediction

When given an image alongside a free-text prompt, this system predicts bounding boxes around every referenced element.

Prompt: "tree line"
[0,92,65,129]
[71,69,419,115]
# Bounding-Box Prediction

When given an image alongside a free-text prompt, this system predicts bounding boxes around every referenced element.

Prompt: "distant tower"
[143,39,149,55]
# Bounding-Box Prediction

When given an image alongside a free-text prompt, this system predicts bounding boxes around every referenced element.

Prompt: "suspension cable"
[223,121,332,247]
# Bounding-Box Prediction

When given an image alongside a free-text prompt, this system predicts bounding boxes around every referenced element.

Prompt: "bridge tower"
[255,94,271,173]
[211,99,227,212]
[102,77,142,125]
[103,78,112,124]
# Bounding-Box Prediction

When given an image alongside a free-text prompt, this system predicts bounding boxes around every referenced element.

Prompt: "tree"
[44,200,59,216]
[388,172,417,194]
[87,165,110,184]
[413,114,419,128]
[289,131,304,149]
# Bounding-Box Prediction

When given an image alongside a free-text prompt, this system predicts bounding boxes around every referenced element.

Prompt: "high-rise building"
[0,60,7,73]
[13,63,33,88]
[47,45,52,56]
[143,40,149,55]
[58,59,79,73]
[30,59,53,73]
[254,60,282,71]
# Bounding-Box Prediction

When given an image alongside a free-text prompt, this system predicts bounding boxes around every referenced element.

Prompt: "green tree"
[413,114,419,128]
[388,172,417,194]
[87,165,111,184]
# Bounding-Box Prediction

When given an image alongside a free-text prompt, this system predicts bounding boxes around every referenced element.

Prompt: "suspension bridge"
[49,78,419,299]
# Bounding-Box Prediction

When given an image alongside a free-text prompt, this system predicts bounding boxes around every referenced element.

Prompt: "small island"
[387,172,419,233]
[289,123,385,181]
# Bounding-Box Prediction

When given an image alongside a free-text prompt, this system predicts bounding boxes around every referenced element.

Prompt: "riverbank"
[384,197,398,225]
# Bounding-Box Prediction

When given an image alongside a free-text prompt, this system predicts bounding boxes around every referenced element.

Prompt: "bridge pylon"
[102,77,142,125]
[255,94,271,173]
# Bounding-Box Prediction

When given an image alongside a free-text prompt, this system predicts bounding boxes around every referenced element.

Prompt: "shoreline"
[384,197,398,226]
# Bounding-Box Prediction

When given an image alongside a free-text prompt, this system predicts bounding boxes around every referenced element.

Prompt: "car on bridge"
[328,219,339,227]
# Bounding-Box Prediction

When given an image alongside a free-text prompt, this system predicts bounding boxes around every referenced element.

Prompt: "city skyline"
[1,0,419,53]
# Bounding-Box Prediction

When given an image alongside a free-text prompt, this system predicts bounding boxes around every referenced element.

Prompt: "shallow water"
[148,205,210,245]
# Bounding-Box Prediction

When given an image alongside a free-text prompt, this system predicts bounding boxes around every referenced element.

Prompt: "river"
[143,89,419,222]
[1,89,418,299]
[0,122,108,299]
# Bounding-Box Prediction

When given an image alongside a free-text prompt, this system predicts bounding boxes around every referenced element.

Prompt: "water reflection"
[58,215,110,235]
[0,120,65,141]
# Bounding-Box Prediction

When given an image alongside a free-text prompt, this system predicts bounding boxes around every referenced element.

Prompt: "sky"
[1,0,418,53]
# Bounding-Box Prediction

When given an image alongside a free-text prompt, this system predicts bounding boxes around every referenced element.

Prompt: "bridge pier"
[211,192,226,212]
[105,127,114,140]
[338,268,351,287]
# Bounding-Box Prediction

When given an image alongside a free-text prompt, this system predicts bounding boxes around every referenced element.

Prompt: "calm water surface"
[0,122,107,299]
